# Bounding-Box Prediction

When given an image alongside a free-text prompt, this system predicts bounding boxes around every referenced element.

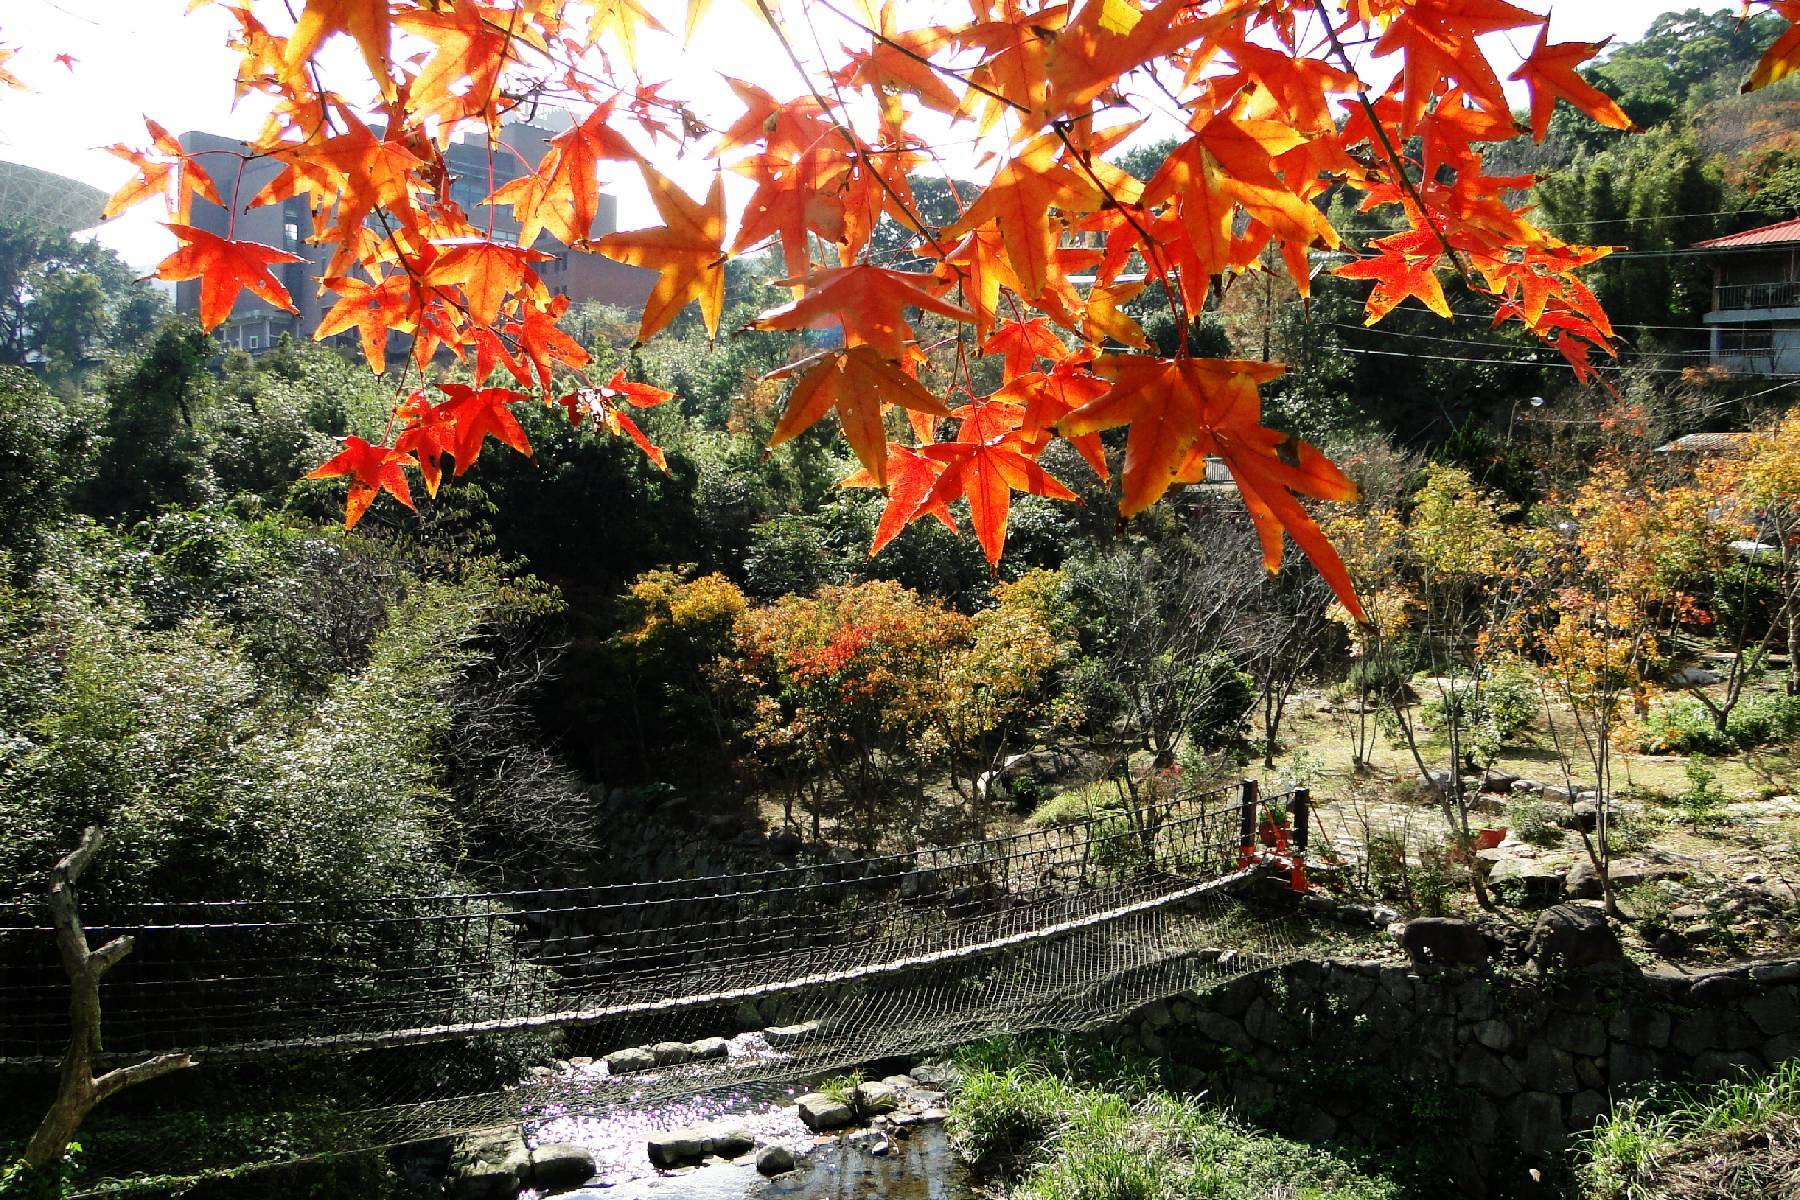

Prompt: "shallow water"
[576,1123,976,1200]
[516,1041,979,1200]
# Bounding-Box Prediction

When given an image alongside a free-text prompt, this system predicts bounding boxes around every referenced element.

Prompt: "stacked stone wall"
[1109,954,1800,1196]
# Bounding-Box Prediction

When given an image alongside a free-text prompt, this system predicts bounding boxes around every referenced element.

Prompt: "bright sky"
[0,0,1743,270]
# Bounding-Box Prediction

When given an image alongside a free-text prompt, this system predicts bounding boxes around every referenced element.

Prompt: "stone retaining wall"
[1106,954,1800,1197]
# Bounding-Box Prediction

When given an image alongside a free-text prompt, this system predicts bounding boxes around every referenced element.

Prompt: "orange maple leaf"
[314,273,420,372]
[594,165,728,343]
[154,224,302,331]
[1333,230,1452,323]
[1509,25,1636,142]
[754,264,973,361]
[102,119,226,223]
[1746,1,1800,92]
[489,103,641,248]
[395,393,463,498]
[393,0,543,126]
[1371,0,1542,130]
[983,318,1070,380]
[920,434,1076,569]
[436,384,534,474]
[940,134,1105,301]
[840,444,958,554]
[287,0,393,93]
[1056,353,1285,516]
[767,346,953,486]
[504,294,591,389]
[307,436,416,528]
[424,239,552,327]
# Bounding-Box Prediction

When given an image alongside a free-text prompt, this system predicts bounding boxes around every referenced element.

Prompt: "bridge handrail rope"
[0,783,1243,923]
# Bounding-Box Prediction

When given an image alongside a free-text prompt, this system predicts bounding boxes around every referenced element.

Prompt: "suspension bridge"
[0,781,1314,1192]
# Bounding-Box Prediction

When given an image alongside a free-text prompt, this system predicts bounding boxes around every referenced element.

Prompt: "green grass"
[947,1036,1399,1200]
[1574,1059,1800,1200]
[816,1071,863,1106]
[1028,782,1126,827]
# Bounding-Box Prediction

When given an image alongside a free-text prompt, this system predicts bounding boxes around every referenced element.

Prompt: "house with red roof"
[1695,216,1800,376]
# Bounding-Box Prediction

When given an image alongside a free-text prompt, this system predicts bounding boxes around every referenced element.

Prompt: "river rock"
[910,1063,959,1087]
[853,1081,900,1115]
[709,1127,755,1158]
[528,1143,596,1191]
[605,1046,656,1074]
[449,1127,528,1200]
[796,1092,854,1131]
[756,1145,798,1176]
[689,1036,731,1061]
[650,1041,695,1065]
[764,1022,819,1048]
[647,1131,708,1168]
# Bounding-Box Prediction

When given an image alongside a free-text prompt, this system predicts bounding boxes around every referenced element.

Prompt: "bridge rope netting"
[0,784,1311,1193]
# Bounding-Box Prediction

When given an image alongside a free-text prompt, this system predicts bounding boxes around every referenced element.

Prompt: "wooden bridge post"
[1237,778,1258,862]
[1292,787,1310,855]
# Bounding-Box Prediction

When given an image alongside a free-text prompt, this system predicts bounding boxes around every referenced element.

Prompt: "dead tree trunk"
[20,828,194,1173]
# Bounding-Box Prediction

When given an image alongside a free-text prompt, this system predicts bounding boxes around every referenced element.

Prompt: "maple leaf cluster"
[75,0,1800,625]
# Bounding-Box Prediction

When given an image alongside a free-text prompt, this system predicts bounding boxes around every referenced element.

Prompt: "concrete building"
[1695,216,1800,376]
[175,123,652,355]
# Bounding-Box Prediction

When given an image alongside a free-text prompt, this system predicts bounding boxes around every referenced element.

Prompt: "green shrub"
[1635,694,1800,755]
[1675,758,1728,828]
[1506,799,1564,848]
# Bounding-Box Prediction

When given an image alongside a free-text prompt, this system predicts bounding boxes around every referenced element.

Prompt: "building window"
[248,334,260,350]
[1719,324,1775,355]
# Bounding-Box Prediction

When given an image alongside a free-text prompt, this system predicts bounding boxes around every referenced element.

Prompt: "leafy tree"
[0,367,98,575]
[1724,405,1800,694]
[728,580,968,846]
[0,215,167,376]
[81,322,215,521]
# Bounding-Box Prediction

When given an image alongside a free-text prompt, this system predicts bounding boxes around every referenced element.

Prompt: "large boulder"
[756,1145,798,1176]
[1395,918,1495,972]
[647,1131,708,1168]
[853,1080,900,1115]
[1526,904,1623,973]
[528,1143,596,1191]
[764,1022,819,1048]
[709,1127,755,1158]
[449,1128,528,1200]
[649,1041,695,1065]
[796,1092,855,1131]
[605,1046,656,1074]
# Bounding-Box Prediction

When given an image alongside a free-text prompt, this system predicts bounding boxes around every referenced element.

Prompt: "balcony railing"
[1715,280,1800,311]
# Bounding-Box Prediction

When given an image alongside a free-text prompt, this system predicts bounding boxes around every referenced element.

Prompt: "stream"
[513,1063,980,1200]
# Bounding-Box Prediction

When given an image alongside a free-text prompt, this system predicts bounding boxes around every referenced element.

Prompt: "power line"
[1336,344,1798,378]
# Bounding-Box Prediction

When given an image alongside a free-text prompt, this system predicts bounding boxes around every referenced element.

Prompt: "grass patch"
[816,1071,863,1106]
[948,1035,1399,1200]
[1574,1059,1800,1199]
[1029,782,1126,827]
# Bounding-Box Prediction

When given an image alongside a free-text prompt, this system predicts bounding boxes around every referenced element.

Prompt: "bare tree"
[1232,562,1335,768]
[20,828,193,1175]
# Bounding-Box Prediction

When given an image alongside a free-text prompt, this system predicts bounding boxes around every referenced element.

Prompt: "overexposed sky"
[0,0,1745,269]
